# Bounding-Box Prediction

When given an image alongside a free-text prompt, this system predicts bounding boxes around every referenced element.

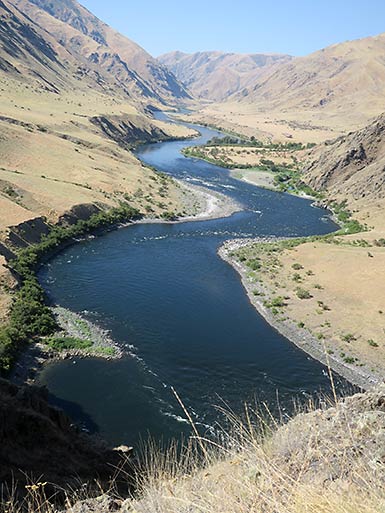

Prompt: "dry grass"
[231,169,276,190]
[127,388,385,513]
[192,145,298,167]
[0,74,195,232]
[3,386,385,512]
[184,32,385,145]
[186,104,347,144]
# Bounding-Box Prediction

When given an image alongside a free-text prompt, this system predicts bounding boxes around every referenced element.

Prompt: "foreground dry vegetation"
[128,387,385,513]
[5,385,385,512]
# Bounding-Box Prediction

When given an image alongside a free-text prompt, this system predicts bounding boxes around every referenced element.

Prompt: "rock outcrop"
[303,113,385,202]
[0,378,132,494]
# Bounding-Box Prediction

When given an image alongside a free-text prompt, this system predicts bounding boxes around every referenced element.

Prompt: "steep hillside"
[0,0,196,234]
[0,0,80,92]
[8,0,189,103]
[159,50,291,101]
[304,113,385,206]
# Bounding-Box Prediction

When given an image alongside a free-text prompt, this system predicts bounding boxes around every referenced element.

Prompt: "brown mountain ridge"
[159,50,292,101]
[7,0,190,103]
[183,32,385,142]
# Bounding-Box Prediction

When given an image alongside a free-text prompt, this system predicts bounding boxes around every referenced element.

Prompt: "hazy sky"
[80,0,385,57]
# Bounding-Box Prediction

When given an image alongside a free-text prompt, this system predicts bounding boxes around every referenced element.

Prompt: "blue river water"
[37,113,353,446]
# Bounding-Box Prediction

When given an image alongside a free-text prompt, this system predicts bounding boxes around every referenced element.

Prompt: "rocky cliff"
[0,378,132,496]
[303,113,385,204]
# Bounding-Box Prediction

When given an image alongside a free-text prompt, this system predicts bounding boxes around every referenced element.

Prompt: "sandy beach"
[136,179,241,224]
[230,169,277,190]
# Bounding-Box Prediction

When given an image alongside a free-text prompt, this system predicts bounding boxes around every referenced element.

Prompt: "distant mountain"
[6,0,189,103]
[234,33,385,119]
[158,50,292,101]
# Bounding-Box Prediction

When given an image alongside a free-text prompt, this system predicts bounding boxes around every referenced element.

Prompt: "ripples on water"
[37,115,355,446]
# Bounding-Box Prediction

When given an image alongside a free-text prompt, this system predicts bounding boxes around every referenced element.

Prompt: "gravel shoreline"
[218,238,382,391]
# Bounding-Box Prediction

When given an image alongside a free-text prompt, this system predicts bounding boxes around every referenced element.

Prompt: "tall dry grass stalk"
[129,390,385,513]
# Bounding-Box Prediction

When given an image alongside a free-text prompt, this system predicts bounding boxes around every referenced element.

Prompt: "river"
[37,113,352,446]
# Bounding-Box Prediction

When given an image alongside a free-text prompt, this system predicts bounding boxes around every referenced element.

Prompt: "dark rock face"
[0,378,132,492]
[57,203,102,226]
[91,115,169,147]
[302,113,385,200]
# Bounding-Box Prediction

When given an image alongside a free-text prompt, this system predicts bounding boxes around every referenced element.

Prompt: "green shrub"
[247,259,261,271]
[295,287,312,299]
[161,211,177,221]
[342,333,356,343]
[269,296,286,307]
[46,337,93,351]
[264,296,286,309]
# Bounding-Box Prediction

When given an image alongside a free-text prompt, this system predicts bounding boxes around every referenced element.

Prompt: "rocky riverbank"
[218,238,382,390]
